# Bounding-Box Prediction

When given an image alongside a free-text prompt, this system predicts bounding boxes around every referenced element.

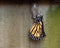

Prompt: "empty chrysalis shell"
[31,3,38,18]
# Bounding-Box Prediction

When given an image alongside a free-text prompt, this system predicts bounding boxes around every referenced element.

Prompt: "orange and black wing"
[29,21,45,40]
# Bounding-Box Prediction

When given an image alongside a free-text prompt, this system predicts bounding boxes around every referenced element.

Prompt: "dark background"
[0,0,60,4]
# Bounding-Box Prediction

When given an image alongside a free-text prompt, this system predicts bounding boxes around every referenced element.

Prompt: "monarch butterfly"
[29,16,46,40]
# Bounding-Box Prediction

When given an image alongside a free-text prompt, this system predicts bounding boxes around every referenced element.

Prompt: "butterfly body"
[29,16,46,40]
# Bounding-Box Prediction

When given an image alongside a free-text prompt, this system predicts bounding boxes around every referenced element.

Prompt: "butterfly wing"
[29,21,44,40]
[29,16,46,40]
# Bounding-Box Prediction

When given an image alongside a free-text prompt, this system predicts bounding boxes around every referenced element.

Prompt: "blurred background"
[0,0,60,48]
